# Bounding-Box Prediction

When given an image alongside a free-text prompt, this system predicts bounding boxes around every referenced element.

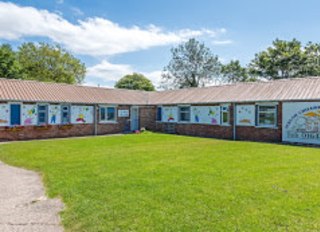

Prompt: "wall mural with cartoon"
[49,105,61,125]
[283,102,320,144]
[71,105,94,124]
[236,105,255,126]
[162,106,178,123]
[0,104,9,126]
[22,104,37,126]
[191,106,220,125]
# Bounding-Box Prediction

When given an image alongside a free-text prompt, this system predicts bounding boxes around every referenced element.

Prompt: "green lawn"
[0,133,320,231]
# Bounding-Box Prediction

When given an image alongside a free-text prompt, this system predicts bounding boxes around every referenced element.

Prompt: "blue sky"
[0,0,319,88]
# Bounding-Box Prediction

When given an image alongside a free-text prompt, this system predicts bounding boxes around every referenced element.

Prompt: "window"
[221,105,230,125]
[38,104,48,125]
[61,105,70,124]
[10,104,21,126]
[156,107,162,121]
[179,106,190,122]
[257,105,277,127]
[100,106,116,122]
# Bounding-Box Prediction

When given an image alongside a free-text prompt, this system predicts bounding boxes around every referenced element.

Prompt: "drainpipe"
[232,103,236,141]
[94,104,98,136]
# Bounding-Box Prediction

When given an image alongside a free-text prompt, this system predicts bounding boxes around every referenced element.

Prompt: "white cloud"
[0,2,227,56]
[86,60,163,88]
[212,39,233,45]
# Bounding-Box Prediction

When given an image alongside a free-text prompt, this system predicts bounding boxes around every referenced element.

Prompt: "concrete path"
[0,162,64,232]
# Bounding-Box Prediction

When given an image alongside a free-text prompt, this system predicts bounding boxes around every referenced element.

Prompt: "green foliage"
[115,73,155,91]
[1,133,320,231]
[221,60,256,83]
[162,38,221,89]
[0,44,20,78]
[17,43,86,84]
[249,38,320,80]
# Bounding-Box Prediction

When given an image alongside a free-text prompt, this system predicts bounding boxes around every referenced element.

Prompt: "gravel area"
[0,162,64,232]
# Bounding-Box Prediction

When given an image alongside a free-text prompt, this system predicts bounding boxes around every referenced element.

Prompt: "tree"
[17,42,86,84]
[221,60,256,83]
[161,38,221,89]
[115,73,155,91]
[249,39,308,80]
[303,42,320,76]
[0,44,20,78]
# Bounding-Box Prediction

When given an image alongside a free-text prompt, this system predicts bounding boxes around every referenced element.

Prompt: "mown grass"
[0,133,320,231]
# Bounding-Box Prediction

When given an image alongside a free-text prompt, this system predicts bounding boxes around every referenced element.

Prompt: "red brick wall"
[139,106,157,130]
[236,103,282,142]
[0,105,132,141]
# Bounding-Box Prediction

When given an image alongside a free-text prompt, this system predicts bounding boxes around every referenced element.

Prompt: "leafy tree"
[302,42,320,76]
[0,44,20,78]
[17,42,86,84]
[161,38,221,89]
[221,60,256,83]
[115,73,155,91]
[249,39,307,80]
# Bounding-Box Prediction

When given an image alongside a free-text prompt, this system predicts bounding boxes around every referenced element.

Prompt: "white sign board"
[191,106,220,125]
[22,104,37,126]
[0,104,9,126]
[283,102,320,144]
[118,109,129,117]
[49,105,61,125]
[236,105,255,126]
[162,106,178,123]
[71,105,94,124]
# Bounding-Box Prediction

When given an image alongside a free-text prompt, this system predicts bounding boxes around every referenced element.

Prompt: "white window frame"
[256,104,278,128]
[100,105,117,123]
[220,104,230,126]
[178,105,191,123]
[37,103,49,125]
[61,104,71,125]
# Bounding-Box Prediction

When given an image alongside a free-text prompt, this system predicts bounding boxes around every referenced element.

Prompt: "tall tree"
[115,73,155,91]
[302,42,320,76]
[221,60,256,83]
[249,39,306,80]
[0,44,20,78]
[161,38,221,89]
[17,43,86,84]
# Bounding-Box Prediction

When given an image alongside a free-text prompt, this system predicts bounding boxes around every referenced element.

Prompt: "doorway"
[131,106,139,131]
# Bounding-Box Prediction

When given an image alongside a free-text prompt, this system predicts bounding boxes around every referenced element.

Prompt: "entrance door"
[131,107,139,131]
[10,104,21,126]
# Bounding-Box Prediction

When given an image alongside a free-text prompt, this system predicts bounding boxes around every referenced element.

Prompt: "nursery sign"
[118,109,129,117]
[283,102,320,144]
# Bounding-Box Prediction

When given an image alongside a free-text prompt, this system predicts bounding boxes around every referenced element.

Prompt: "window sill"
[99,121,118,124]
[255,125,278,129]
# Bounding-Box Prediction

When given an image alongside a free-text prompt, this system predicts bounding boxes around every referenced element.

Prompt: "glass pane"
[100,108,106,120]
[259,106,276,112]
[62,112,69,124]
[157,107,162,121]
[39,112,46,124]
[38,105,46,111]
[222,112,229,123]
[107,108,115,121]
[180,107,190,112]
[259,112,275,126]
[180,112,190,121]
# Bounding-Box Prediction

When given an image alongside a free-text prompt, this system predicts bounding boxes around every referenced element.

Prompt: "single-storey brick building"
[0,77,320,145]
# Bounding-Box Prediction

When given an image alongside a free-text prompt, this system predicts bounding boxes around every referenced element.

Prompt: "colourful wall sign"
[22,104,37,126]
[191,106,220,125]
[71,105,94,124]
[0,104,9,126]
[283,102,320,144]
[236,105,255,126]
[162,106,178,123]
[49,105,61,125]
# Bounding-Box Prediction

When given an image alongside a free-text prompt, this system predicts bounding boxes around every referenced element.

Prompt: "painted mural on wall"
[0,104,9,126]
[71,105,94,124]
[49,105,61,125]
[162,106,178,123]
[283,102,320,144]
[236,105,255,126]
[22,104,37,126]
[191,106,220,125]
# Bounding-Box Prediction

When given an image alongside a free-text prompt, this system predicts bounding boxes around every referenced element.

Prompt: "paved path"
[0,162,64,232]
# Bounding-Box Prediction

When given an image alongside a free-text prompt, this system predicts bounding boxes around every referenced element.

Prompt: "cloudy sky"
[0,0,319,88]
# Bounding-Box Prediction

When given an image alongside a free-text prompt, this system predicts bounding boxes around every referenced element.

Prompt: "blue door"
[10,104,21,126]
